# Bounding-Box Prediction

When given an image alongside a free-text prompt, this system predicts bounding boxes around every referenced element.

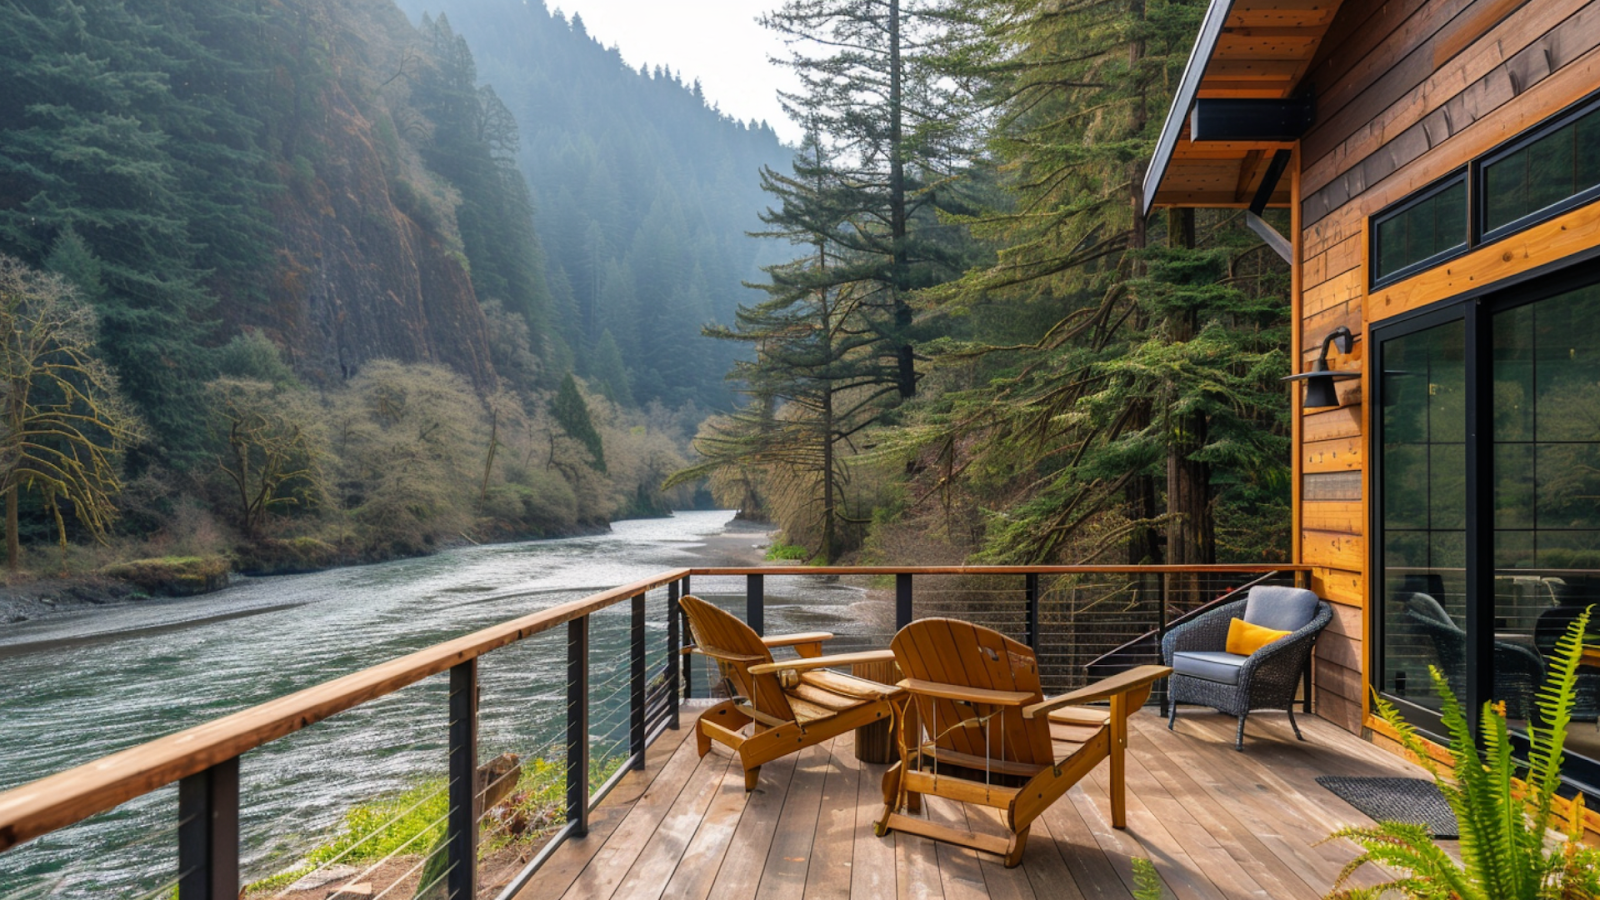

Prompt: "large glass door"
[1490,284,1600,792]
[1373,268,1600,798]
[1376,315,1467,724]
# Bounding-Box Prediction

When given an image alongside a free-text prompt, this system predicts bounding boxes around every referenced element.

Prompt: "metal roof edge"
[1140,0,1238,218]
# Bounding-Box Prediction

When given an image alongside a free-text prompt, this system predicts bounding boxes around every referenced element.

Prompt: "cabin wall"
[1293,0,1600,733]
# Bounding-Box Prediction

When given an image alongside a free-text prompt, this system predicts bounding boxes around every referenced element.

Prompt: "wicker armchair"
[1161,586,1332,751]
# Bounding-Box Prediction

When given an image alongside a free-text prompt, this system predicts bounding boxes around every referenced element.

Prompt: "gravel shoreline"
[0,515,776,629]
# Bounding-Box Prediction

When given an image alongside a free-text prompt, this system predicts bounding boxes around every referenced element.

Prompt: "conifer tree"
[550,374,605,472]
[760,0,976,400]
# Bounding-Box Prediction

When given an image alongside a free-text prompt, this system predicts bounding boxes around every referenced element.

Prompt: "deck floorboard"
[514,707,1419,899]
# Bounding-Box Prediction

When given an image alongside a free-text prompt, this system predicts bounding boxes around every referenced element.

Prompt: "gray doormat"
[1315,776,1459,839]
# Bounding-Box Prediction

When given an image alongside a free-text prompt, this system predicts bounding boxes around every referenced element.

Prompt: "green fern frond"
[1326,626,1596,900]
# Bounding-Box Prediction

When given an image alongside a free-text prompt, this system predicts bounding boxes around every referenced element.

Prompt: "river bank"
[0,515,773,629]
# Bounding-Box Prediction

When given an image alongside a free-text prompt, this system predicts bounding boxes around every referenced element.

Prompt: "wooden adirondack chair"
[876,617,1171,867]
[680,594,903,790]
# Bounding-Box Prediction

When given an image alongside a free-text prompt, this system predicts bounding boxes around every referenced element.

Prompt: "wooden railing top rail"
[0,561,1302,855]
[688,564,1309,576]
[0,567,691,853]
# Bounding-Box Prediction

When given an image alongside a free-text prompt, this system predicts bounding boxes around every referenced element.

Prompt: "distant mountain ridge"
[396,0,792,409]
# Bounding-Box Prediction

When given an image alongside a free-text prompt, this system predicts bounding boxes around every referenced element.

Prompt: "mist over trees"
[395,0,793,410]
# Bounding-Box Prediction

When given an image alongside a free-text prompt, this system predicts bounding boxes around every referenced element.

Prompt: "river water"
[0,511,879,898]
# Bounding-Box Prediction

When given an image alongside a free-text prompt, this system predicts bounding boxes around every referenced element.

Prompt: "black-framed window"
[1373,263,1600,802]
[1366,90,1600,289]
[1480,95,1600,241]
[1371,173,1468,287]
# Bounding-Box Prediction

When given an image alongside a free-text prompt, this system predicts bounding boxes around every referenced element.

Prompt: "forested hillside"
[675,0,1297,568]
[0,0,777,582]
[396,0,791,410]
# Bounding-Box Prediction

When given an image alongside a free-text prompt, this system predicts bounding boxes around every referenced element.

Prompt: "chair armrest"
[747,649,894,675]
[687,645,766,664]
[764,631,834,648]
[895,678,1036,707]
[764,631,833,658]
[1023,665,1172,719]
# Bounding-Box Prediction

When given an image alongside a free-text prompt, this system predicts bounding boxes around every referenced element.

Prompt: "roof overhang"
[1141,0,1345,216]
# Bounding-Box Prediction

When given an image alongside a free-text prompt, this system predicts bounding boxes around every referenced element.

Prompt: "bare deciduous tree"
[0,255,143,569]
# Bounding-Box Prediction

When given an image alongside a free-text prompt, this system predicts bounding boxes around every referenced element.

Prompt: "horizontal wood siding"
[1290,0,1600,737]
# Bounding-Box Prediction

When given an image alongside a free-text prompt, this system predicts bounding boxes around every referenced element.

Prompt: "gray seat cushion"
[1243,585,1320,633]
[1172,650,1249,685]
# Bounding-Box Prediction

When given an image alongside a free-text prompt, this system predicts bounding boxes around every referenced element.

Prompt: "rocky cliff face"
[230,0,498,389]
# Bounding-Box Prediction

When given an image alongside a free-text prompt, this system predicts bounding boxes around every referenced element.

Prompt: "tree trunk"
[1124,0,1160,567]
[6,482,17,572]
[888,0,915,399]
[1165,208,1214,579]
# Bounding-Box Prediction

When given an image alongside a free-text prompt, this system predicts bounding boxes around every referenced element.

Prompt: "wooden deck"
[516,706,1421,899]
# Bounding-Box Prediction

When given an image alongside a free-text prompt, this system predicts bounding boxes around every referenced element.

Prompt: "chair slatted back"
[891,618,1054,767]
[680,594,794,723]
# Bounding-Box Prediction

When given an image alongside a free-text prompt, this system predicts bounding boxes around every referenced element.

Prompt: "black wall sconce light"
[1282,325,1359,409]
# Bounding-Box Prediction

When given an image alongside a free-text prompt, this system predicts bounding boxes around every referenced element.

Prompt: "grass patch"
[764,541,808,561]
[245,753,626,895]
[102,556,230,596]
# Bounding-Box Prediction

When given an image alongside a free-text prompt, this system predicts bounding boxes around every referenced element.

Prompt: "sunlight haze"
[555,0,800,142]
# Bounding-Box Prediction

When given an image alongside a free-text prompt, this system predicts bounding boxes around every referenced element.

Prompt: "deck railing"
[0,562,1307,900]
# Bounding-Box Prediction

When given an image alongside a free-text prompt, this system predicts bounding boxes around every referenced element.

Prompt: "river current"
[0,511,876,897]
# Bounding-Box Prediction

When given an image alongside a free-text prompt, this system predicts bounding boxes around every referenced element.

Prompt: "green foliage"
[245,752,627,895]
[765,540,809,561]
[0,0,278,463]
[551,374,606,472]
[215,332,299,388]
[1133,857,1166,900]
[1325,606,1600,900]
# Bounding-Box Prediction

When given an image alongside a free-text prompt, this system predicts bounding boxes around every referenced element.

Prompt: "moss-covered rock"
[233,536,344,576]
[103,556,232,597]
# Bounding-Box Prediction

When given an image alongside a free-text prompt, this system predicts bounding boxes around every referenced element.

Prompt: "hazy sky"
[555,0,801,142]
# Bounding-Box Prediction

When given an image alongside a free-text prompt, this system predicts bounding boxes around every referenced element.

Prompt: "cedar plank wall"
[1294,0,1600,734]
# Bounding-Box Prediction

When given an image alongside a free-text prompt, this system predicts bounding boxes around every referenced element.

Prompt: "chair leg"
[744,765,762,791]
[1167,702,1178,730]
[1002,826,1030,868]
[1235,714,1247,751]
[1286,706,1305,741]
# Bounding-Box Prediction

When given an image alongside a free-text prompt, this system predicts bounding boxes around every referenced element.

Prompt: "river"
[0,511,879,898]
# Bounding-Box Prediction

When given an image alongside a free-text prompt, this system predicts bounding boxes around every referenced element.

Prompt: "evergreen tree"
[550,373,605,471]
[760,0,978,400]
[414,14,552,351]
[905,0,1292,564]
[0,0,262,463]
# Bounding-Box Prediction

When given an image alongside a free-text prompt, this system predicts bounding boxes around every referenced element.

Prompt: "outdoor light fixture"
[1282,325,1359,409]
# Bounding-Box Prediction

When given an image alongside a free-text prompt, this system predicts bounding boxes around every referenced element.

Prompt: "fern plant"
[1326,606,1599,899]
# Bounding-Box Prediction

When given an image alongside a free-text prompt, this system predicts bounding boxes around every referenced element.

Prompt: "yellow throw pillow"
[1225,617,1291,656]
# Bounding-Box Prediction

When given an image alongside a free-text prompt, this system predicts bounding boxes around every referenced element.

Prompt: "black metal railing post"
[1157,572,1170,718]
[631,593,647,770]
[1025,573,1040,650]
[177,757,239,900]
[446,660,478,899]
[746,573,764,636]
[667,580,681,729]
[567,615,590,838]
[682,576,694,700]
[896,574,913,631]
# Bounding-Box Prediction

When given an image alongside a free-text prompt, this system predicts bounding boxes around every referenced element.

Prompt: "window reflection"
[1493,284,1600,768]
[1381,319,1467,713]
